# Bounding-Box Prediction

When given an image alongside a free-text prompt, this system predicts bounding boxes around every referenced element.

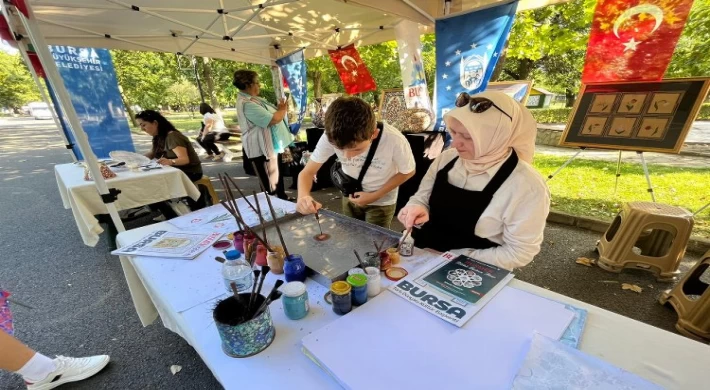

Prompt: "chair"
[596,202,694,281]
[659,250,710,341]
[194,176,220,206]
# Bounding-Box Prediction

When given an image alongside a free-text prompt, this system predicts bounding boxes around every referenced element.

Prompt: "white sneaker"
[25,355,110,390]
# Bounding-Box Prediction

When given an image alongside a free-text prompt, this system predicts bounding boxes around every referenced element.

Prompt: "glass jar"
[243,232,256,261]
[399,232,414,257]
[282,281,309,320]
[330,281,352,315]
[254,243,268,267]
[379,251,391,271]
[267,245,285,274]
[284,254,307,282]
[232,230,245,253]
[386,247,401,265]
[347,274,368,306]
[365,267,381,298]
[364,252,381,269]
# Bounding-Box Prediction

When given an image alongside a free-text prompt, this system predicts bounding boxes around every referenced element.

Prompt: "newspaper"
[111,230,223,259]
[389,251,513,327]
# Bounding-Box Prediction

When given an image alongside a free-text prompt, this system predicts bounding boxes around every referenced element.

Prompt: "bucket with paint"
[213,293,275,358]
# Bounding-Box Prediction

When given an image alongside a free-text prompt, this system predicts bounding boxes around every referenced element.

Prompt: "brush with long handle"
[249,265,271,312]
[246,269,261,314]
[253,191,268,246]
[313,201,324,236]
[253,280,284,318]
[226,175,257,214]
[353,249,366,269]
[218,174,242,231]
[263,190,290,257]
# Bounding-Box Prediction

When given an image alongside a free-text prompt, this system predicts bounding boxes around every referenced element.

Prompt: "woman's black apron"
[412,151,518,252]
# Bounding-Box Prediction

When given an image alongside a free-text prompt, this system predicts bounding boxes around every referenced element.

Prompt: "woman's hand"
[397,205,429,229]
[296,195,322,215]
[157,157,172,166]
[277,98,288,112]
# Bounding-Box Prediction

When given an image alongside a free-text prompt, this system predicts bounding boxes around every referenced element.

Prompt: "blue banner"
[276,49,307,134]
[434,2,518,130]
[49,45,135,158]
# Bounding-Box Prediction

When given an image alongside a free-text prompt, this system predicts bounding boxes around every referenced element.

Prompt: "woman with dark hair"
[136,110,203,181]
[197,103,227,160]
[233,69,293,200]
[135,110,205,219]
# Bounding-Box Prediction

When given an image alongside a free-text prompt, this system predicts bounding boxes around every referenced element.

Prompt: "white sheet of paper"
[513,334,663,389]
[302,286,575,389]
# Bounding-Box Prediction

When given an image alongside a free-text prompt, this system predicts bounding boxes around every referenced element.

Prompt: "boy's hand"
[348,191,380,207]
[296,196,321,215]
[398,205,429,229]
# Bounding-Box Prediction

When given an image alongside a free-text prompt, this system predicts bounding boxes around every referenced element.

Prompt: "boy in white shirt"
[296,97,415,228]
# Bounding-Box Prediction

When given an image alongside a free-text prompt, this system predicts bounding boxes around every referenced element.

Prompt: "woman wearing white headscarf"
[398,91,550,270]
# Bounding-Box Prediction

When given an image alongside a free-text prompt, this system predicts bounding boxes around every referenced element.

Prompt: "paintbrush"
[312,200,324,236]
[247,269,261,314]
[396,227,413,251]
[377,239,387,253]
[263,189,290,257]
[249,265,271,312]
[253,280,285,318]
[225,174,257,214]
[373,239,381,253]
[253,191,268,245]
[219,174,243,231]
[218,175,274,252]
[353,249,366,269]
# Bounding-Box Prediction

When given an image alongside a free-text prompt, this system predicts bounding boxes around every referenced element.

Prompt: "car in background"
[27,102,53,120]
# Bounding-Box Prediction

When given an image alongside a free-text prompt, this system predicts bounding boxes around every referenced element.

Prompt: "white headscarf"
[443,91,537,174]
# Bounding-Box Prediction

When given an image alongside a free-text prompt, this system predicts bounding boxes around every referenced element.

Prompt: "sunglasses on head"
[455,92,512,121]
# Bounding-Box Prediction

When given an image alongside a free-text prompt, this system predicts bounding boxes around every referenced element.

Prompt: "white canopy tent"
[1,0,566,243]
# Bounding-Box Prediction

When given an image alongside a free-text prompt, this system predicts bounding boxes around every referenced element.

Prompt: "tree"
[165,79,201,115]
[200,57,220,109]
[0,51,41,112]
[111,50,180,110]
[666,0,710,78]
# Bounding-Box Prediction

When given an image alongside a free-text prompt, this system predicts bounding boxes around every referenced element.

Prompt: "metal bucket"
[213,293,275,358]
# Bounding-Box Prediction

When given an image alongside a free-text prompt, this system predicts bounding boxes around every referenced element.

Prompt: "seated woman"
[397,91,550,271]
[136,110,205,217]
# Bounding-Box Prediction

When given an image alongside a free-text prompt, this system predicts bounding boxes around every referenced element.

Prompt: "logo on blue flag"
[276,50,307,134]
[434,2,518,130]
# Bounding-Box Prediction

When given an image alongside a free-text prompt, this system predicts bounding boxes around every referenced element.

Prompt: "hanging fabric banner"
[49,45,135,158]
[434,2,518,130]
[581,0,694,83]
[394,20,431,112]
[328,44,377,94]
[276,49,307,134]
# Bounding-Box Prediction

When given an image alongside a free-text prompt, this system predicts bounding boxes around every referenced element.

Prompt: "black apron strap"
[356,122,384,183]
[438,156,459,176]
[482,150,518,196]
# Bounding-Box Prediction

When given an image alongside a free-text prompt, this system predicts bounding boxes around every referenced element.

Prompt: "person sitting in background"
[233,69,293,200]
[296,97,415,228]
[197,103,227,161]
[136,110,205,219]
[397,91,550,271]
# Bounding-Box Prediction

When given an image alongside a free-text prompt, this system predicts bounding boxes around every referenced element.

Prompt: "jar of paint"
[348,267,366,276]
[330,281,352,315]
[255,243,268,267]
[232,231,245,253]
[346,274,368,306]
[379,251,391,271]
[399,232,414,257]
[365,267,381,297]
[266,246,285,274]
[243,232,256,260]
[364,252,381,269]
[281,281,309,320]
[284,254,307,282]
[386,247,401,265]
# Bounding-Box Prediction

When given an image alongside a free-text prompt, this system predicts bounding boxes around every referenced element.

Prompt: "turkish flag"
[581,0,694,83]
[328,44,377,94]
[0,15,17,48]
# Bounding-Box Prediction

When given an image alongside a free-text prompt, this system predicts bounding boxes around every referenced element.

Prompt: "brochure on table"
[111,230,223,259]
[389,251,513,327]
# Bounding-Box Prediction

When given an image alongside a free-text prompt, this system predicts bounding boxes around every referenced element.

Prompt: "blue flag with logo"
[276,49,307,134]
[49,45,135,158]
[434,2,518,130]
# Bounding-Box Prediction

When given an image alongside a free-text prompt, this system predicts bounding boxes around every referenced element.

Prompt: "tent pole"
[15,40,77,162]
[270,45,286,101]
[6,3,126,235]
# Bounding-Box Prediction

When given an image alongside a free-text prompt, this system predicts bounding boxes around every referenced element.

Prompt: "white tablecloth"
[55,163,200,246]
[116,197,710,390]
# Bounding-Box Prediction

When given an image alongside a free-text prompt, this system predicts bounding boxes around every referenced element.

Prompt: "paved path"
[535,145,709,169]
[0,118,703,389]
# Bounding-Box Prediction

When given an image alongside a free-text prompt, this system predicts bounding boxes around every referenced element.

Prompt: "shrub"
[530,103,710,123]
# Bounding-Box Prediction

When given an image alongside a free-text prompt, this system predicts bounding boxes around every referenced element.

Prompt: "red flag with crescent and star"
[581,0,694,83]
[328,44,377,94]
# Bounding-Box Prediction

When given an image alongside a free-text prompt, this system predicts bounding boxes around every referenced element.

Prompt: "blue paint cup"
[213,293,275,358]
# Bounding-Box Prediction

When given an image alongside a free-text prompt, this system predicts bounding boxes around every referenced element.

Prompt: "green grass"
[533,155,710,238]
[129,117,236,135]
